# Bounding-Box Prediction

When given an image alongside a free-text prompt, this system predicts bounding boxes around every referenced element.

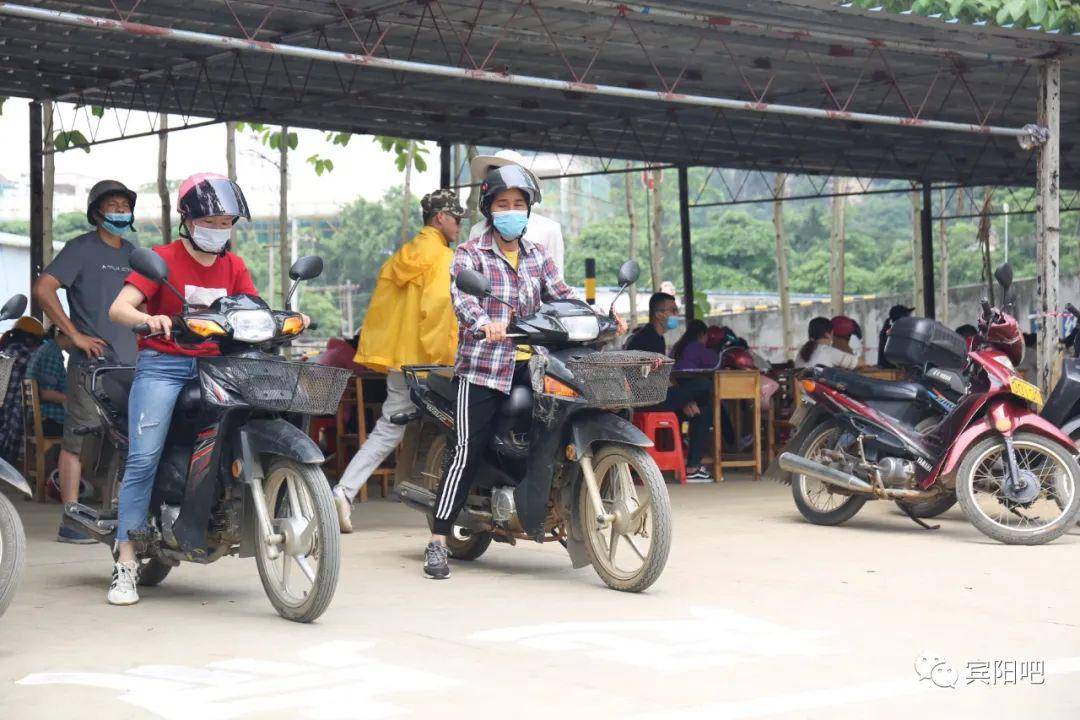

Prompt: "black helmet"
[86,180,137,226]
[177,172,251,223]
[479,166,541,220]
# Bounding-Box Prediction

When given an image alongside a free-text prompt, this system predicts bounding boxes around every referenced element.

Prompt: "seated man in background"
[0,317,45,464]
[25,326,76,439]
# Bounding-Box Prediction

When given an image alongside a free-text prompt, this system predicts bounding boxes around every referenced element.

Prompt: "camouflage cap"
[421,188,466,219]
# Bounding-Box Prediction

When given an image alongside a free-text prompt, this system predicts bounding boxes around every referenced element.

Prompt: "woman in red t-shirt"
[104,173,257,607]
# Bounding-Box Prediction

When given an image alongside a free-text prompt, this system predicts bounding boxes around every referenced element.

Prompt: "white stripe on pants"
[436,378,470,520]
[336,371,415,500]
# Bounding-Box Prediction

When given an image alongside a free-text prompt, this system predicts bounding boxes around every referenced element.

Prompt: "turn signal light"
[186,318,226,337]
[281,315,305,335]
[544,377,580,398]
[802,379,817,394]
[994,416,1013,433]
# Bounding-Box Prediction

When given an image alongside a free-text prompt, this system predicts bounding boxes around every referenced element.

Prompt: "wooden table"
[671,369,763,482]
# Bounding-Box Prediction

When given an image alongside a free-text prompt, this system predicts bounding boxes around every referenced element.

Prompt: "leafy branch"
[851,0,1080,32]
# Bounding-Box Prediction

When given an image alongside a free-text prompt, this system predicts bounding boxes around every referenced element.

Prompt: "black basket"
[567,351,673,408]
[202,358,351,415]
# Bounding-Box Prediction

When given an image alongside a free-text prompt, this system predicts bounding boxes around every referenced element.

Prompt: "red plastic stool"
[632,411,687,484]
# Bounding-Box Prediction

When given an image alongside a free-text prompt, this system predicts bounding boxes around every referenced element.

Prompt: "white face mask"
[191,224,231,253]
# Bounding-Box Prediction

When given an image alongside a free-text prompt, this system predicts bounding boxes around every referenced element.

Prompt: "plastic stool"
[632,411,687,484]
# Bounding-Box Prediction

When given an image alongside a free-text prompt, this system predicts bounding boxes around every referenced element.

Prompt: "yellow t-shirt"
[503,249,532,362]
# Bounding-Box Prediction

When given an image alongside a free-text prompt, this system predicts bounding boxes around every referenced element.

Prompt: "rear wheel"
[136,558,173,587]
[0,492,26,618]
[422,435,492,560]
[254,458,340,622]
[791,419,867,525]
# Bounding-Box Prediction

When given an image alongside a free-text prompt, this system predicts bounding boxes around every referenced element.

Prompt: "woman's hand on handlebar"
[141,314,173,339]
[613,313,627,336]
[478,321,508,342]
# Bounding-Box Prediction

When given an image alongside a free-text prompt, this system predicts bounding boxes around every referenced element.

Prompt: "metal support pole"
[678,166,695,322]
[1036,60,1061,395]
[584,258,596,305]
[29,100,44,320]
[921,183,936,319]
[439,142,451,189]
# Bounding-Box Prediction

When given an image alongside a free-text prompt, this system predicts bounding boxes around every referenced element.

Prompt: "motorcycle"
[0,294,32,617]
[63,248,346,622]
[395,260,673,593]
[1042,302,1080,445]
[775,264,1080,545]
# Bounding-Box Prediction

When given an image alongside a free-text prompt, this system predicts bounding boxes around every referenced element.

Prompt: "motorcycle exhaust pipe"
[396,482,493,532]
[778,452,873,494]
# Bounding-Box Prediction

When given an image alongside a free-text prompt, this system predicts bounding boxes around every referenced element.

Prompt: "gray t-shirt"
[43,230,137,365]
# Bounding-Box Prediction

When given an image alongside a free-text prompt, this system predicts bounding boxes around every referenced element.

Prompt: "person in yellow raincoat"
[332,189,464,532]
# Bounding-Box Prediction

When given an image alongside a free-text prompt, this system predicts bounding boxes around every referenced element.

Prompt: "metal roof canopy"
[0,0,1075,187]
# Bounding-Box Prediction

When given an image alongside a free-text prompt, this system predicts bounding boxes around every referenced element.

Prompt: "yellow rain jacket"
[355,225,457,372]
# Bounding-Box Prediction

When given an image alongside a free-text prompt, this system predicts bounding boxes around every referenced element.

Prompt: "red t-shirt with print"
[124,240,257,357]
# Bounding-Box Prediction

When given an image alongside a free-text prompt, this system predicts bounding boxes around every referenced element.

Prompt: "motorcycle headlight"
[228,310,276,343]
[560,315,599,342]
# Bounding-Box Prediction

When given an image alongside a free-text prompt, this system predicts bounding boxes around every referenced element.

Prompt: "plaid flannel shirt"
[451,230,576,394]
[26,339,67,424]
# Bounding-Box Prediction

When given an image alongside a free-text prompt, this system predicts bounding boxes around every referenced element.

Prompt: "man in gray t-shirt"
[33,179,139,543]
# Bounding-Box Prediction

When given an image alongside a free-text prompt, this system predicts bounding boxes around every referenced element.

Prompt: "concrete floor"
[1,477,1078,720]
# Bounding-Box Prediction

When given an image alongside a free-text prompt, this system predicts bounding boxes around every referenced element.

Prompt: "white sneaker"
[107,561,139,606]
[333,486,354,534]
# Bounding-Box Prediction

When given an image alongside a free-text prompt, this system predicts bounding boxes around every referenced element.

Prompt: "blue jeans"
[116,350,197,542]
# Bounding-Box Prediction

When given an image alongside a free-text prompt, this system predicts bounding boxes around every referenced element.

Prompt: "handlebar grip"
[133,322,149,335]
[307,320,319,331]
[1067,303,1080,320]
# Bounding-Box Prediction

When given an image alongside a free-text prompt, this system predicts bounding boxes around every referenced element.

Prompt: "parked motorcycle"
[775,265,1080,545]
[63,249,346,622]
[0,294,32,617]
[395,260,673,593]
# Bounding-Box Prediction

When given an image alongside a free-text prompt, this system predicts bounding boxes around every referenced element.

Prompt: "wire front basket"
[202,357,351,415]
[567,351,673,408]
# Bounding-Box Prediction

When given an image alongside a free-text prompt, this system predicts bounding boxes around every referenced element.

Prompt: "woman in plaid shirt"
[424,166,626,580]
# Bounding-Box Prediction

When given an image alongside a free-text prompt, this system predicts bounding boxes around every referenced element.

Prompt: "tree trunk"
[158,113,171,244]
[624,163,639,328]
[401,141,415,246]
[829,177,847,316]
[773,173,792,360]
[911,189,925,315]
[649,168,663,292]
[226,121,237,243]
[938,189,950,325]
[42,101,54,266]
[279,125,289,313]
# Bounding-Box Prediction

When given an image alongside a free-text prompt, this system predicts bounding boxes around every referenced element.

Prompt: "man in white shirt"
[468,149,565,278]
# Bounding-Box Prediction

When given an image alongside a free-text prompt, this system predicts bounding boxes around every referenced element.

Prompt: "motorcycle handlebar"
[1067,303,1080,320]
[132,322,149,335]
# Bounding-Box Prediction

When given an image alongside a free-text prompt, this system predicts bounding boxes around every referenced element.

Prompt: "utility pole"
[624,162,638,328]
[42,101,54,266]
[829,177,847,315]
[157,113,171,244]
[226,121,237,243]
[773,173,792,361]
[1036,59,1061,395]
[279,125,289,312]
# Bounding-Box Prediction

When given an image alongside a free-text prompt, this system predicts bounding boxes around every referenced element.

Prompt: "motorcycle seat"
[817,367,922,402]
[427,367,457,402]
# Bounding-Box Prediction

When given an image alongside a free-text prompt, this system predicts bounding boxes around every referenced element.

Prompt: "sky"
[0,98,443,220]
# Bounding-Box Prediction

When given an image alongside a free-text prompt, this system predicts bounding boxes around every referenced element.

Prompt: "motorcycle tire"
[0,492,26,618]
[578,444,672,593]
[254,458,341,623]
[137,559,173,587]
[790,419,868,526]
[422,436,492,561]
[956,432,1080,545]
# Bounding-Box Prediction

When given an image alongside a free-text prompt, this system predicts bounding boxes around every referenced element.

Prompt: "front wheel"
[254,458,341,622]
[0,492,26,618]
[955,432,1080,545]
[578,444,672,593]
[791,419,867,525]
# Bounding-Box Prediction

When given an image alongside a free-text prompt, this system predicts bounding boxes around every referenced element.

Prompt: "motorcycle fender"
[1061,416,1080,447]
[559,464,591,569]
[570,410,652,455]
[240,418,324,466]
[0,456,31,497]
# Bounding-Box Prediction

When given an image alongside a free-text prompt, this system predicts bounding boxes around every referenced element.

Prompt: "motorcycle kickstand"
[898,502,940,531]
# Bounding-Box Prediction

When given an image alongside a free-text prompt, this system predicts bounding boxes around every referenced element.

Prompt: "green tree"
[851,0,1080,32]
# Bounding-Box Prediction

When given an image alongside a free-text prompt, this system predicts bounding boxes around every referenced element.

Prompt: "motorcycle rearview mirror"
[456,268,514,310]
[130,247,187,307]
[0,294,27,322]
[617,260,641,287]
[284,255,324,310]
[994,262,1014,293]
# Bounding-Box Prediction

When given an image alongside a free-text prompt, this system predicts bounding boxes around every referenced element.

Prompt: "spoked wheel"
[578,444,671,593]
[422,436,492,560]
[254,458,340,622]
[955,432,1080,545]
[0,492,26,618]
[791,420,867,525]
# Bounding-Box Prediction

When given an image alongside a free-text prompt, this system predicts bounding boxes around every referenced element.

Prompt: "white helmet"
[470,149,542,192]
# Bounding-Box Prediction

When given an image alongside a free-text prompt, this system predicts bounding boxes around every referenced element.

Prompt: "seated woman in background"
[794,316,859,370]
[671,320,718,371]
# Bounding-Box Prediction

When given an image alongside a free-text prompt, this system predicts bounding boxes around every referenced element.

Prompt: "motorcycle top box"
[883,316,967,370]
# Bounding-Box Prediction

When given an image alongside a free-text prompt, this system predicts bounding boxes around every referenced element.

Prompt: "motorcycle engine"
[491,486,517,525]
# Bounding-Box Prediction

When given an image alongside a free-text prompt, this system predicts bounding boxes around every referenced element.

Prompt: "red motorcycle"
[777,267,1080,545]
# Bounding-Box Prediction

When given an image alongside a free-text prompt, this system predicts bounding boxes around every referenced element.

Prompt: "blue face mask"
[101,212,135,235]
[492,210,529,240]
[666,315,679,330]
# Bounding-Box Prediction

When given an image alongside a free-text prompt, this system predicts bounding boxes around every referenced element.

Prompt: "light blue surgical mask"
[492,210,529,240]
[666,316,679,330]
[101,212,135,235]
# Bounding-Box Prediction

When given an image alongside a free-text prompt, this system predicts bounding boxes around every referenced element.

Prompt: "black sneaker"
[423,542,450,580]
[57,525,96,544]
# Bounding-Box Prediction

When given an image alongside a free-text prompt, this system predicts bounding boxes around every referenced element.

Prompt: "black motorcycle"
[63,248,347,622]
[395,261,672,593]
[0,294,32,618]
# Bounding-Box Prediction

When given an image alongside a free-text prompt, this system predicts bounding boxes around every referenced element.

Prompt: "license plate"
[1010,377,1044,406]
